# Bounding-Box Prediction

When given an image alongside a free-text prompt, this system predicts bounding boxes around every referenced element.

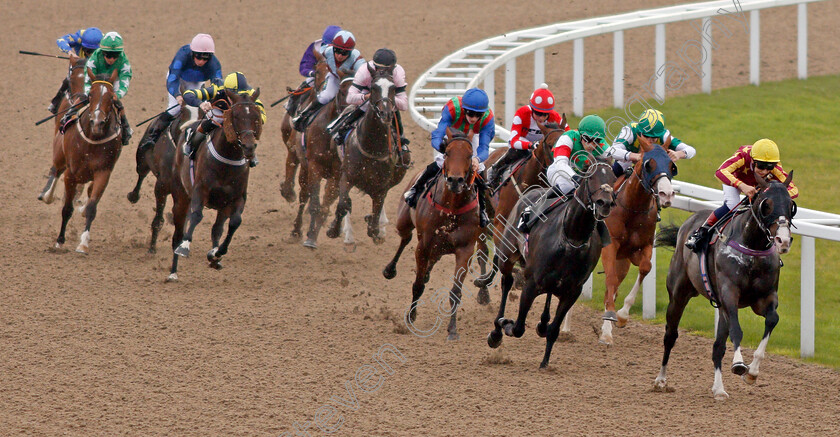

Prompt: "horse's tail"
[655,223,680,248]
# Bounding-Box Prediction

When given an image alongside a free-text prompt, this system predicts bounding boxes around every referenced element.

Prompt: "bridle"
[745,186,795,249]
[558,161,614,248]
[442,137,476,186]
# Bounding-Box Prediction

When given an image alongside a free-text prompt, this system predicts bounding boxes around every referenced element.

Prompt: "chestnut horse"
[39,54,88,204]
[325,64,409,245]
[279,48,320,203]
[168,90,262,281]
[480,158,616,368]
[654,174,794,399]
[52,68,124,254]
[126,86,201,253]
[597,143,677,345]
[292,60,352,249]
[383,129,484,340]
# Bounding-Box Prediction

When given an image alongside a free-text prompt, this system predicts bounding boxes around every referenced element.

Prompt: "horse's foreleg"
[378,209,389,238]
[475,238,491,305]
[303,168,323,249]
[501,278,538,339]
[655,279,694,391]
[745,297,779,385]
[600,245,621,344]
[206,208,229,269]
[216,200,245,259]
[127,146,150,203]
[367,193,387,244]
[167,192,189,282]
[536,294,553,337]
[540,290,580,368]
[383,233,412,280]
[406,246,431,326]
[76,171,112,254]
[616,273,642,327]
[724,295,749,377]
[617,246,652,327]
[39,166,62,204]
[175,189,206,257]
[712,306,732,400]
[487,272,514,348]
[446,247,473,341]
[148,181,168,254]
[280,144,299,203]
[55,177,77,248]
[327,174,351,239]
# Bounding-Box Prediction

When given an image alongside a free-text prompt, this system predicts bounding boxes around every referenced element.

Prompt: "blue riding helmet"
[81,27,103,49]
[462,88,489,112]
[321,25,341,45]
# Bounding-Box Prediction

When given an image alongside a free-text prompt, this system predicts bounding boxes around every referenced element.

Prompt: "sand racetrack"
[2,0,840,435]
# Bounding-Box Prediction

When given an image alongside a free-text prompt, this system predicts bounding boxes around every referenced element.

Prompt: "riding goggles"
[103,51,120,59]
[581,135,602,144]
[193,52,212,61]
[464,109,484,118]
[754,161,776,171]
[532,110,550,118]
[334,48,351,57]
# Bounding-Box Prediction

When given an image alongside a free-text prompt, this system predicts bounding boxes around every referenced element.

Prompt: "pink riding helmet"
[190,33,215,53]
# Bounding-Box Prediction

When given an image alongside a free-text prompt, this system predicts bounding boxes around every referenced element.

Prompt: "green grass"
[565,75,840,367]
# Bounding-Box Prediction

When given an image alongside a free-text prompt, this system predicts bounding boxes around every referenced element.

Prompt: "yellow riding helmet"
[223,71,250,91]
[750,138,780,163]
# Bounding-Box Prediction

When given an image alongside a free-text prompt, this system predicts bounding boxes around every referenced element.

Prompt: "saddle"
[491,154,532,194]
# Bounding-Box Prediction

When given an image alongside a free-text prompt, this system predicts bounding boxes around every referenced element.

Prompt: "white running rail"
[409,0,835,358]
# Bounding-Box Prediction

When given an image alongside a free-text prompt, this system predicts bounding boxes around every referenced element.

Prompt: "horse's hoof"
[536,321,548,338]
[280,184,296,203]
[127,191,140,204]
[615,315,629,328]
[383,265,397,280]
[75,244,89,254]
[343,242,356,253]
[423,271,431,284]
[602,311,618,322]
[598,334,614,346]
[731,362,749,376]
[713,390,729,401]
[477,288,490,305]
[165,273,178,282]
[742,373,758,385]
[148,246,157,255]
[487,331,503,348]
[37,193,46,202]
[207,248,220,262]
[326,226,340,239]
[371,235,385,245]
[302,239,317,249]
[447,331,460,341]
[209,261,223,270]
[174,242,190,257]
[290,230,302,239]
[653,377,668,391]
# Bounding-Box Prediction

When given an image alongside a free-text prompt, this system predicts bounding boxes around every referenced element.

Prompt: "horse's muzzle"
[446,176,468,194]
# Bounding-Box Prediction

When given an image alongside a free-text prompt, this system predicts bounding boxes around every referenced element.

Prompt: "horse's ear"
[560,113,568,130]
[756,172,770,189]
[640,137,654,153]
[108,67,119,85]
[251,87,260,101]
[783,169,794,187]
[663,134,673,149]
[86,67,96,82]
[367,62,376,76]
[536,119,548,135]
[69,53,79,65]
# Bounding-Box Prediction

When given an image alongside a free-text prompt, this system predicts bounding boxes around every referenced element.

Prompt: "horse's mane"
[448,130,470,141]
[544,121,560,129]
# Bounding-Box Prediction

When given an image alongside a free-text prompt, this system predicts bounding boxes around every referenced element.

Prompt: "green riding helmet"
[99,32,124,52]
[578,114,607,143]
[637,108,665,137]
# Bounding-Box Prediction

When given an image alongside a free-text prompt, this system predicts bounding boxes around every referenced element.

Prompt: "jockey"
[486,83,570,190]
[517,114,609,233]
[292,30,365,132]
[138,34,223,152]
[606,108,695,178]
[63,32,133,145]
[182,71,266,168]
[403,88,495,227]
[327,48,409,150]
[685,139,799,251]
[49,27,103,114]
[286,25,341,117]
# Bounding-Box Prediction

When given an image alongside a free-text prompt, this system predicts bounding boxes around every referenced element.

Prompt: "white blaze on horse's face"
[374,77,393,98]
[774,216,792,254]
[655,177,674,208]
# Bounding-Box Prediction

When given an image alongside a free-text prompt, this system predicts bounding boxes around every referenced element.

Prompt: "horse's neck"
[433,177,475,208]
[520,153,544,186]
[621,168,653,208]
[209,124,243,160]
[733,211,771,250]
[560,191,596,243]
[357,107,390,147]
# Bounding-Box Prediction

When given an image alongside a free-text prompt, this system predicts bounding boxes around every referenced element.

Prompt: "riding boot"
[517,185,564,233]
[476,178,490,228]
[49,78,70,114]
[488,148,528,190]
[404,161,440,208]
[333,107,364,145]
[685,211,720,252]
[185,119,213,160]
[285,79,310,116]
[139,111,176,151]
[120,113,133,146]
[395,111,410,151]
[292,100,324,132]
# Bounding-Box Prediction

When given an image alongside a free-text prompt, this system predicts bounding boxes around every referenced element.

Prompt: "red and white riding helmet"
[190,33,215,53]
[529,83,555,112]
[331,30,356,51]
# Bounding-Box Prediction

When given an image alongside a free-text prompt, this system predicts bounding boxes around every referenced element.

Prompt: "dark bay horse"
[598,143,677,345]
[53,68,124,254]
[126,88,201,253]
[39,54,88,204]
[654,174,794,399]
[293,65,352,249]
[482,159,616,367]
[325,65,409,245]
[383,128,484,341]
[168,90,262,281]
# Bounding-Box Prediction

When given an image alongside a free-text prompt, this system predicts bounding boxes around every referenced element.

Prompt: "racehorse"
[383,128,485,340]
[39,54,88,204]
[168,89,262,281]
[126,85,201,253]
[653,173,794,399]
[279,48,318,203]
[291,57,352,249]
[481,158,616,367]
[598,143,677,345]
[52,68,124,254]
[325,64,409,245]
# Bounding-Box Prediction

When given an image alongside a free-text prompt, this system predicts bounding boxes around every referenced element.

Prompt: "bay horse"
[292,61,352,249]
[653,173,795,399]
[168,90,262,281]
[52,68,124,254]
[383,128,483,341]
[126,85,201,253]
[279,48,319,203]
[39,54,88,204]
[482,158,616,367]
[325,64,409,245]
[597,143,677,345]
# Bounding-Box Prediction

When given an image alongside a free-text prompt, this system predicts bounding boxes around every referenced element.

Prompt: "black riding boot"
[395,110,410,150]
[293,100,324,132]
[476,178,490,228]
[517,185,564,233]
[185,119,214,160]
[140,111,176,151]
[488,148,529,190]
[404,162,440,208]
[285,80,309,116]
[333,107,364,145]
[685,224,712,252]
[112,99,132,146]
[49,78,70,114]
